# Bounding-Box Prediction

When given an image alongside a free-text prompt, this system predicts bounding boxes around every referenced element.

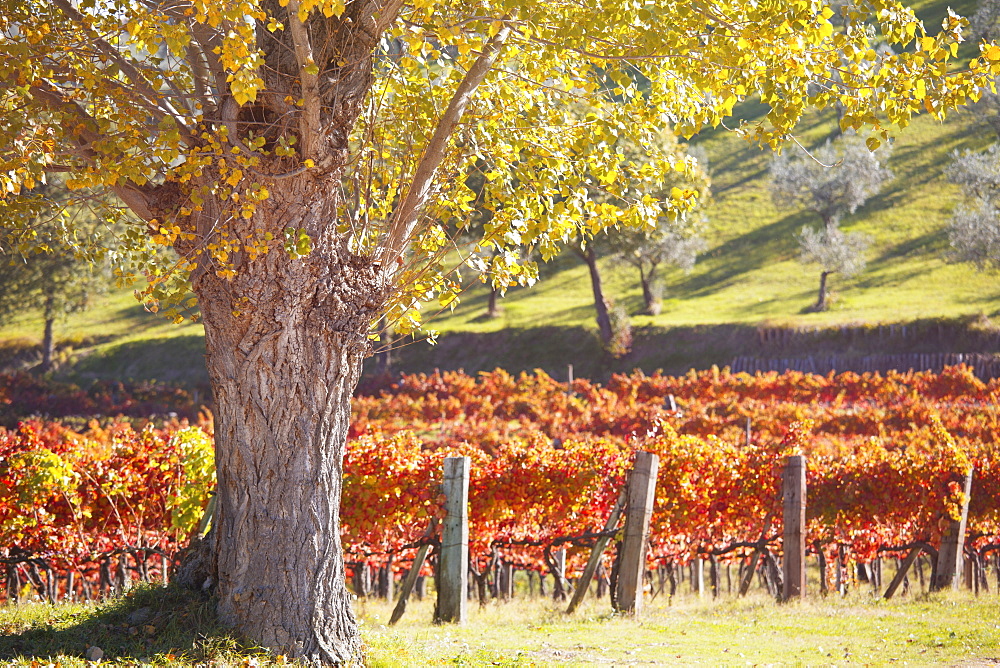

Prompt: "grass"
[4,585,1000,666]
[0,585,275,667]
[363,592,1000,666]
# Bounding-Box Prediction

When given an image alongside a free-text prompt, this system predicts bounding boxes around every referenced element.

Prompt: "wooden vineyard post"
[554,548,567,595]
[932,468,974,592]
[390,518,438,626]
[782,455,806,600]
[614,451,659,615]
[884,545,923,600]
[435,457,469,623]
[566,488,627,614]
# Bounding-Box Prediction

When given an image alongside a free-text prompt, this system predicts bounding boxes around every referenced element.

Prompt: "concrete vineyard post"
[614,451,659,615]
[783,455,807,600]
[435,457,470,623]
[932,469,973,592]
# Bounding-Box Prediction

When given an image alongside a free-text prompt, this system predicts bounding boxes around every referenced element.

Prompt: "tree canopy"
[770,134,891,310]
[946,142,1000,268]
[2,0,996,328]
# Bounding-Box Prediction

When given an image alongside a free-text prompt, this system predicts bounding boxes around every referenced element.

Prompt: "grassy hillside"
[3,0,1000,383]
[436,96,999,334]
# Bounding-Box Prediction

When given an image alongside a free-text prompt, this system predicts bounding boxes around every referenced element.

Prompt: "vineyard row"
[1,366,999,606]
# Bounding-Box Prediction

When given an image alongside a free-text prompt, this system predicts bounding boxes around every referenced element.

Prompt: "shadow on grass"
[871,229,949,264]
[673,212,805,297]
[0,584,269,665]
[70,336,209,387]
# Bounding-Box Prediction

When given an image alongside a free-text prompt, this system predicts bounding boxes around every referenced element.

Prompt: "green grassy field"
[2,584,998,666]
[363,593,1000,666]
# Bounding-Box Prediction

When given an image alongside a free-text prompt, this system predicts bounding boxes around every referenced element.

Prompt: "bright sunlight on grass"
[3,585,999,666]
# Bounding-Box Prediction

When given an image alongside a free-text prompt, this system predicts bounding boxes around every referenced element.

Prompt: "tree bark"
[192,180,384,663]
[577,246,613,345]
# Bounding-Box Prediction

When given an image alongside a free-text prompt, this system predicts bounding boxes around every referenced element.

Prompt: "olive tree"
[612,225,707,315]
[1,0,994,662]
[770,134,891,311]
[945,143,1000,267]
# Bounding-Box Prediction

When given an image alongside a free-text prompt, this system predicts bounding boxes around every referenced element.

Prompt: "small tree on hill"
[770,135,891,311]
[610,222,708,315]
[572,123,708,345]
[0,187,109,370]
[945,143,1000,268]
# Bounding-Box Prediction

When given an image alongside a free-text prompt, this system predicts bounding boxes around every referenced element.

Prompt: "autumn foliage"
[2,364,999,601]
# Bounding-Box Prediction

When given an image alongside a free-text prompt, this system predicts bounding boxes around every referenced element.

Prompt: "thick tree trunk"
[577,246,613,345]
[205,324,365,662]
[192,182,384,664]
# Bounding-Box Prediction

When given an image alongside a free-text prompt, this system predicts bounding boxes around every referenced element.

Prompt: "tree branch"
[377,23,512,270]
[29,82,155,219]
[136,0,223,107]
[285,0,322,159]
[187,21,228,99]
[50,0,196,147]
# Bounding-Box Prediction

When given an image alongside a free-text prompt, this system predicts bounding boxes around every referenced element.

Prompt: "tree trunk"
[40,292,56,372]
[486,284,502,318]
[577,246,613,345]
[639,264,660,316]
[813,270,831,312]
[193,184,384,664]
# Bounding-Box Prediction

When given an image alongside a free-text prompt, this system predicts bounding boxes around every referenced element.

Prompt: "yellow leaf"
[321,0,345,17]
